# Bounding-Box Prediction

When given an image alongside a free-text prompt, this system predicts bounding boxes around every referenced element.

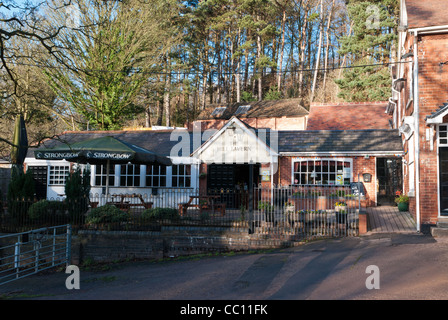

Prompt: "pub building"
[24,100,403,209]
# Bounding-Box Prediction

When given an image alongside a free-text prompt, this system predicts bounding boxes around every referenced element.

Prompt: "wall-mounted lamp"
[363,173,372,183]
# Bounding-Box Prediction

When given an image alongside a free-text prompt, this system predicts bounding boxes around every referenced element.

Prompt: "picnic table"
[178,195,226,216]
[107,194,153,212]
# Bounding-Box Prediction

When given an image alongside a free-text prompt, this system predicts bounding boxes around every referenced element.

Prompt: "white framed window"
[438,124,448,147]
[49,165,70,185]
[120,164,141,187]
[172,164,191,188]
[146,165,167,187]
[94,164,115,186]
[292,159,352,185]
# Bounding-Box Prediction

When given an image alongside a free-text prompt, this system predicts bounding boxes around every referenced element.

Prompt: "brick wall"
[190,116,307,131]
[71,227,296,264]
[400,33,448,224]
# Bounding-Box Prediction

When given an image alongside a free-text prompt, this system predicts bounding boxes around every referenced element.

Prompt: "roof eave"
[279,151,404,157]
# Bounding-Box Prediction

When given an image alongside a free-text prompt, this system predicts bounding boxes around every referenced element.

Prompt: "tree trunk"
[277,8,286,92]
[163,56,171,127]
[257,20,262,101]
[322,0,335,103]
[310,0,324,103]
[145,106,151,128]
[298,1,310,97]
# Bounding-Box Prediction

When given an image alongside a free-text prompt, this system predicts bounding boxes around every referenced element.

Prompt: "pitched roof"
[277,130,403,155]
[306,102,391,130]
[28,127,403,160]
[426,101,448,123]
[405,0,448,29]
[196,98,309,120]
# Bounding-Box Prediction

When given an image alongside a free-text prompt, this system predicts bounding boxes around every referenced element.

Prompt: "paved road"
[1,232,448,303]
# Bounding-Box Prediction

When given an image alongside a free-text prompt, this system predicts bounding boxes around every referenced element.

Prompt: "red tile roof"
[306,102,391,130]
[406,0,448,29]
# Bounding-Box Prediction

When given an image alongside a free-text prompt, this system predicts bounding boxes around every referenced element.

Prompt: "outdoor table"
[178,195,225,216]
[107,193,153,212]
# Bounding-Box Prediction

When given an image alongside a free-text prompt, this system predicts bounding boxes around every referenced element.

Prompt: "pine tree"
[335,0,398,102]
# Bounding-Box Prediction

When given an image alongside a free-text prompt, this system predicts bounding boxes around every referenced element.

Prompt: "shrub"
[258,201,273,212]
[86,205,128,224]
[240,91,256,102]
[264,86,282,100]
[7,168,35,224]
[65,166,91,223]
[395,194,409,204]
[28,200,68,223]
[141,207,180,221]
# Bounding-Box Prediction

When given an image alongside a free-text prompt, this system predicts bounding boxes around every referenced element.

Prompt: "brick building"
[27,99,402,210]
[193,102,402,208]
[190,98,309,131]
[389,0,448,230]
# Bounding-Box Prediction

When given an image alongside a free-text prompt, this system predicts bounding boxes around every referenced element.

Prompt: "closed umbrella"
[10,114,28,173]
[34,136,172,196]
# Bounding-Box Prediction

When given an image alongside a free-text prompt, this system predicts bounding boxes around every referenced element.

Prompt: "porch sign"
[350,182,365,197]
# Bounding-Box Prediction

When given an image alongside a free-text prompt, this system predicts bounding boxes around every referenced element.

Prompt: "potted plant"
[284,202,295,214]
[395,193,409,212]
[334,202,347,223]
[259,201,274,222]
[334,201,347,212]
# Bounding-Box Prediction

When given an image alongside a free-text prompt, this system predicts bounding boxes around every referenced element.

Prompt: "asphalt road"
[1,232,448,303]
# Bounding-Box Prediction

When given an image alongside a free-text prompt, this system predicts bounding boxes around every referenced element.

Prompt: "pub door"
[376,158,402,205]
[439,148,448,215]
[207,164,259,209]
[28,166,48,200]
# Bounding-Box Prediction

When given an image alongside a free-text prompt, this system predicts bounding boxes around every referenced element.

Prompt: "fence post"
[248,163,254,234]
[14,241,21,278]
[66,224,72,266]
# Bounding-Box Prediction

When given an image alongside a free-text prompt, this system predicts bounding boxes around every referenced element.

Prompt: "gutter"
[408,25,448,35]
[413,30,421,232]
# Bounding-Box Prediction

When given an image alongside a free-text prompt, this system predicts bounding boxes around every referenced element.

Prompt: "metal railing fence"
[0,185,362,240]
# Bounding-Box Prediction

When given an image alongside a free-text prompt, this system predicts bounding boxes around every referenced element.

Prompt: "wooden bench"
[178,195,226,216]
[107,194,153,212]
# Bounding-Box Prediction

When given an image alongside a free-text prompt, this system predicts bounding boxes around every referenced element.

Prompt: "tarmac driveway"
[1,232,448,302]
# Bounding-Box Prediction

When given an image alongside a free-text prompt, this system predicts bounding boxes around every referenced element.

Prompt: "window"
[439,124,448,146]
[211,107,226,117]
[146,165,166,187]
[49,166,70,185]
[234,105,251,116]
[172,165,191,188]
[120,164,141,187]
[293,159,352,185]
[94,164,115,186]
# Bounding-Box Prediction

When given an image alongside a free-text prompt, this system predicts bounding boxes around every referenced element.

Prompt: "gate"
[0,224,71,286]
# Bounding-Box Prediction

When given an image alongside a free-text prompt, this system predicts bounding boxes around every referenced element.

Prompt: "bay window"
[293,159,352,185]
